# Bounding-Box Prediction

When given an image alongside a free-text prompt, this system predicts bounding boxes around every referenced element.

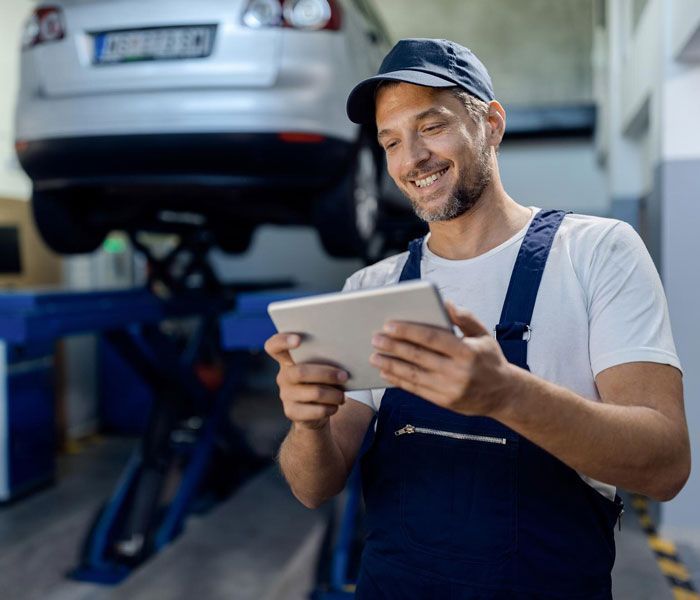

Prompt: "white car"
[15,0,410,259]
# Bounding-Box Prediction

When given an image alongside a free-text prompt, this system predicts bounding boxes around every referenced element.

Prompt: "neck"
[426,179,531,261]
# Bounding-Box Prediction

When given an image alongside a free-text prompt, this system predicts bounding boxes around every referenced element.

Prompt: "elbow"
[288,485,326,509]
[293,490,336,510]
[296,495,325,510]
[291,483,345,510]
[645,456,691,502]
[649,472,690,502]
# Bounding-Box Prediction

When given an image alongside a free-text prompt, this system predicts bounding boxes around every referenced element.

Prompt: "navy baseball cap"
[346,38,495,125]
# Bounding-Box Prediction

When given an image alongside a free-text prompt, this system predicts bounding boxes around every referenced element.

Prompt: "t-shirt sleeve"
[585,222,682,377]
[340,273,384,412]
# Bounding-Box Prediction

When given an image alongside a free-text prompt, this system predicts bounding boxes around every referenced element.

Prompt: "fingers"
[371,332,452,373]
[370,353,452,397]
[283,363,349,386]
[378,368,444,404]
[264,332,301,366]
[268,336,349,427]
[280,384,346,407]
[380,319,464,355]
[286,401,341,425]
[278,380,346,428]
[445,302,490,337]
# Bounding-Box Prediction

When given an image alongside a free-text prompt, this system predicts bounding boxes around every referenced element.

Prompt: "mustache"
[403,162,450,182]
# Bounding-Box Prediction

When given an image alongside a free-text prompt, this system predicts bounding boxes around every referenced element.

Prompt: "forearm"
[494,365,690,500]
[278,421,349,509]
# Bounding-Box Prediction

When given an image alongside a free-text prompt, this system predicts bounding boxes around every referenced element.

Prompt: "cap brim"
[346,70,456,125]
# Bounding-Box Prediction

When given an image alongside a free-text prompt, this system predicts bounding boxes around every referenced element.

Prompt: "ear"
[486,100,506,147]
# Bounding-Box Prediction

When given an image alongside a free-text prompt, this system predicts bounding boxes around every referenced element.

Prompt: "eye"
[383,139,399,151]
[423,122,445,134]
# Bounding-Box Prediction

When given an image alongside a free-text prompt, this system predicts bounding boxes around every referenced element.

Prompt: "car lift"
[0,230,297,584]
[0,226,364,591]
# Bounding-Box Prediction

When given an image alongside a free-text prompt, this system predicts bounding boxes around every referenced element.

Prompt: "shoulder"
[556,212,643,269]
[342,250,410,292]
[556,212,629,250]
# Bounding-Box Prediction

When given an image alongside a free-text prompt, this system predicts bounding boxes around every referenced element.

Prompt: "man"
[264,39,690,598]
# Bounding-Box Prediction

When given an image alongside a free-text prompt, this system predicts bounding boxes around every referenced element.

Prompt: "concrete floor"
[0,388,695,600]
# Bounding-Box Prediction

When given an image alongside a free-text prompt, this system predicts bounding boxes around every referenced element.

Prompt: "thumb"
[445,301,490,338]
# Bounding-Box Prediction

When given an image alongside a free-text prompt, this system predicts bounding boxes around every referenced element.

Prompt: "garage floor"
[0,389,697,600]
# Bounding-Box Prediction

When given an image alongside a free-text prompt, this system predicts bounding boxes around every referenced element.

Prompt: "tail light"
[243,0,341,31]
[278,132,326,143]
[21,6,65,50]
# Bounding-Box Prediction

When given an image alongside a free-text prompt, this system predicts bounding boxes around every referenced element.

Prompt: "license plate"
[94,25,216,64]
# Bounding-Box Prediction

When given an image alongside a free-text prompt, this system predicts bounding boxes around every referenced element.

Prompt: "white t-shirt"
[343,207,682,500]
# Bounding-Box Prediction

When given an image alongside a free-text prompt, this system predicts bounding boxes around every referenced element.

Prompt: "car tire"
[314,135,384,262]
[32,189,109,254]
[212,222,255,254]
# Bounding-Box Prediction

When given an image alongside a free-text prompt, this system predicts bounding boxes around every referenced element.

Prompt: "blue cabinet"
[0,340,55,502]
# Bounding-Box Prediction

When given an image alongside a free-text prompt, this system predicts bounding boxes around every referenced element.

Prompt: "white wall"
[662,65,700,161]
[499,139,608,214]
[0,2,31,199]
[672,0,700,60]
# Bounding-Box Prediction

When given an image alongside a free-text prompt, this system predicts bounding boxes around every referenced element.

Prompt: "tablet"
[267,280,452,390]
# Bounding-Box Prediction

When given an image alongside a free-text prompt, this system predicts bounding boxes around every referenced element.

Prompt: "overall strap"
[398,237,424,282]
[496,209,567,367]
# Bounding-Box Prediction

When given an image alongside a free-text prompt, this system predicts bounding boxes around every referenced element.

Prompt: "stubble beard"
[406,143,493,223]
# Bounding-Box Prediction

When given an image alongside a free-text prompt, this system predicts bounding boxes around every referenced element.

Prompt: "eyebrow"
[377,107,449,141]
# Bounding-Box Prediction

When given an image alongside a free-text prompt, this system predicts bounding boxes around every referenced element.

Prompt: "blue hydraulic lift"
[0,215,305,583]
[0,283,285,583]
[0,223,362,593]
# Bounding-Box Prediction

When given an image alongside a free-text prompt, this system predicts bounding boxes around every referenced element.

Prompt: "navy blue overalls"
[356,210,624,599]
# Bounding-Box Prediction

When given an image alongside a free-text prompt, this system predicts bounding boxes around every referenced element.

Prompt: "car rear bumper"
[15,30,363,143]
[17,133,356,192]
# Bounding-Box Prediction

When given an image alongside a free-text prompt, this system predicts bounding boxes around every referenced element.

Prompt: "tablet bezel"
[267,280,451,390]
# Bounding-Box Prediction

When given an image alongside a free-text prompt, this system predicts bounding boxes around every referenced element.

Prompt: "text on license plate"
[94,26,216,64]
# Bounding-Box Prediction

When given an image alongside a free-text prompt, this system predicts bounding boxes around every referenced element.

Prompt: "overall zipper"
[395,424,507,445]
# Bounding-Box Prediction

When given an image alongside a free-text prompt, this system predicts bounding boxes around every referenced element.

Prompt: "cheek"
[385,155,403,183]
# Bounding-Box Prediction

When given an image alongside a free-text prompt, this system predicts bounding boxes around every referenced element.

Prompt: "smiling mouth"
[411,168,449,189]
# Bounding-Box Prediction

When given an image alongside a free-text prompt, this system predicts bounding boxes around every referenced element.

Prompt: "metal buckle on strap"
[493,324,532,341]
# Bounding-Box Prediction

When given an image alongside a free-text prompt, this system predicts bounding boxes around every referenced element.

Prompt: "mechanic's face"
[375,83,492,222]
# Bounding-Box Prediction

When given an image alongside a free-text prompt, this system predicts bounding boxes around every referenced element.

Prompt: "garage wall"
[499,139,607,215]
[373,0,594,107]
[0,2,31,199]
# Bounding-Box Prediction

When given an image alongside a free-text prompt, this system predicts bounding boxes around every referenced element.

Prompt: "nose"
[402,134,431,173]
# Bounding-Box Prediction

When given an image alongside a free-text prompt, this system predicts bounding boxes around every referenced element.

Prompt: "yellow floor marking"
[658,557,690,581]
[63,434,104,455]
[64,439,83,455]
[672,587,700,600]
[639,513,654,528]
[632,496,648,510]
[648,535,678,556]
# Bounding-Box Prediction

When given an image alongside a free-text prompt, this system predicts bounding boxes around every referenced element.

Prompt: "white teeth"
[414,168,447,188]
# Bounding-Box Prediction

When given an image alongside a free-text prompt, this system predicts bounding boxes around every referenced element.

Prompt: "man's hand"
[264,333,349,431]
[369,302,517,416]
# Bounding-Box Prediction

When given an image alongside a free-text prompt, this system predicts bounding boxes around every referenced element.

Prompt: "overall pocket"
[396,411,518,562]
